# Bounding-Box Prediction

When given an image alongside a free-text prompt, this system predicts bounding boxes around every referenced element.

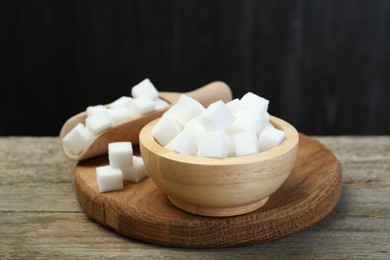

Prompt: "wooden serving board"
[74,134,342,248]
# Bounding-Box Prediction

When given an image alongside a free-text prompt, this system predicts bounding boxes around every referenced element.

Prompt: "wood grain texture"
[74,134,340,248]
[1,136,389,258]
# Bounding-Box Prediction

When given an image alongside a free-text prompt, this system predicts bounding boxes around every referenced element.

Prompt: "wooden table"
[1,136,389,259]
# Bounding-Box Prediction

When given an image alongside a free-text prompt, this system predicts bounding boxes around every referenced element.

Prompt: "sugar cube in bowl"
[139,116,299,217]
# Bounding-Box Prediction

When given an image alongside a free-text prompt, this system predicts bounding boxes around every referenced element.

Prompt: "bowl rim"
[139,115,299,166]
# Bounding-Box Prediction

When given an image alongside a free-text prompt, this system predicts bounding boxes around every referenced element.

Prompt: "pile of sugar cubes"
[96,141,148,192]
[152,92,285,158]
[63,78,169,155]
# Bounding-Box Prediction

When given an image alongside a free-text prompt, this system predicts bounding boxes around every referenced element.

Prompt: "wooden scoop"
[59,81,232,161]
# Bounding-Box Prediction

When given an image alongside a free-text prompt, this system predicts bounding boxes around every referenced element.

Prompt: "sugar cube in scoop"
[131,78,159,100]
[86,113,112,135]
[63,123,91,155]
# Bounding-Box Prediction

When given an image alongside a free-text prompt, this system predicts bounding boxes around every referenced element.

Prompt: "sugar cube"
[197,131,229,158]
[198,100,236,131]
[108,142,133,168]
[155,98,170,110]
[96,166,123,192]
[183,116,206,137]
[132,97,155,115]
[234,131,260,156]
[86,105,108,117]
[109,96,133,109]
[259,125,285,152]
[131,78,159,100]
[107,107,133,125]
[227,109,265,135]
[85,113,112,135]
[239,92,269,116]
[152,115,182,146]
[226,98,241,113]
[165,129,197,156]
[122,156,148,183]
[63,123,91,155]
[166,95,205,125]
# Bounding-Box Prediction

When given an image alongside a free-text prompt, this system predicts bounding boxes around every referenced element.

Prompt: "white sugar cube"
[131,78,159,100]
[240,92,269,116]
[198,100,236,131]
[85,113,112,135]
[107,107,133,125]
[63,123,92,155]
[86,105,107,117]
[132,97,155,115]
[197,131,229,158]
[259,125,285,152]
[227,109,265,135]
[226,98,241,113]
[152,115,182,146]
[165,129,197,156]
[122,156,148,183]
[108,142,133,168]
[234,131,260,156]
[109,96,133,109]
[155,98,170,110]
[86,105,108,117]
[96,166,123,192]
[166,95,205,125]
[183,116,206,137]
[227,134,236,157]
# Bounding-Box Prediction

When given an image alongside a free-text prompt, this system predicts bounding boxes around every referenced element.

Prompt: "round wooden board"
[74,134,342,248]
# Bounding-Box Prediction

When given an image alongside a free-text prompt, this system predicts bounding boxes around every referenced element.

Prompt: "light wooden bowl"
[139,116,299,217]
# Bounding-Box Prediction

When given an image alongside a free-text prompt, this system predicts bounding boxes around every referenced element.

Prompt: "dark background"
[2,0,389,136]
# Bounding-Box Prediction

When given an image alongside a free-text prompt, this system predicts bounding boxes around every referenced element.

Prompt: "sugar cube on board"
[165,129,197,156]
[63,123,91,155]
[96,166,123,192]
[239,92,269,116]
[259,125,285,152]
[108,142,133,168]
[122,156,148,183]
[86,105,108,117]
[166,95,205,125]
[152,115,182,146]
[85,113,112,135]
[131,78,159,100]
[197,131,229,158]
[234,131,260,156]
[132,97,155,115]
[198,100,236,131]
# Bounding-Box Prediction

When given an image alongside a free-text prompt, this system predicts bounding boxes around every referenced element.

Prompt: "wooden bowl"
[139,116,299,217]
